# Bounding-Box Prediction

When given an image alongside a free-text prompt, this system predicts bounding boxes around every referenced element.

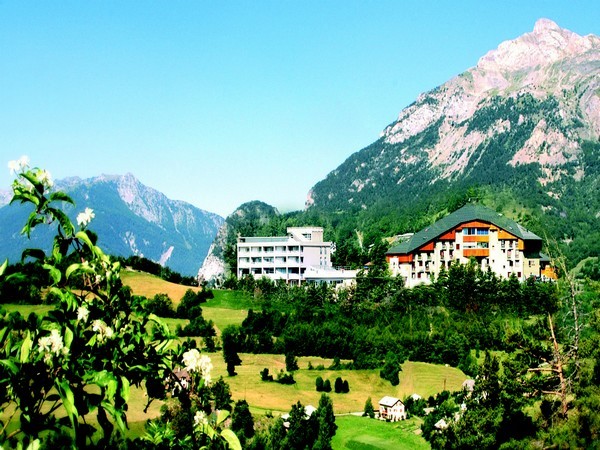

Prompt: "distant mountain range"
[0,174,223,276]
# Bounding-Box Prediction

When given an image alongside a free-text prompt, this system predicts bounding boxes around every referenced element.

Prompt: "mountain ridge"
[0,173,223,276]
[306,19,599,217]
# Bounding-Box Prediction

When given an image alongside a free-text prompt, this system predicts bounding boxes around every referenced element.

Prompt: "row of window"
[463,227,489,235]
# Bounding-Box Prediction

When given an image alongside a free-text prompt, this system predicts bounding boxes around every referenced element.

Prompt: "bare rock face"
[308,19,599,214]
[381,19,599,180]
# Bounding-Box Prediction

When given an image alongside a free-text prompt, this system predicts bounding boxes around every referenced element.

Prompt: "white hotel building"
[237,227,355,286]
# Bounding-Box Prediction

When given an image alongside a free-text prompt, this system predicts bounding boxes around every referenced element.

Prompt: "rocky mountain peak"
[477,18,598,73]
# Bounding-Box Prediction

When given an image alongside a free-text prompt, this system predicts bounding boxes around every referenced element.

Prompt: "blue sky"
[1,1,598,217]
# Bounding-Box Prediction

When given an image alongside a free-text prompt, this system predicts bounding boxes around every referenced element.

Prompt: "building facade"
[386,204,555,288]
[237,227,334,285]
[378,396,406,421]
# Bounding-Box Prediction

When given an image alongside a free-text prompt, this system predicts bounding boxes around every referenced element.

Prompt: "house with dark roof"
[386,204,556,288]
[378,396,406,421]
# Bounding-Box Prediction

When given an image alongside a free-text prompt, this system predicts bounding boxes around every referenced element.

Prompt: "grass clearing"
[121,270,200,303]
[332,415,430,450]
[204,289,259,310]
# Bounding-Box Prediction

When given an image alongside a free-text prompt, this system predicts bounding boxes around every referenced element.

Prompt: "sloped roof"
[386,204,541,255]
[379,396,402,407]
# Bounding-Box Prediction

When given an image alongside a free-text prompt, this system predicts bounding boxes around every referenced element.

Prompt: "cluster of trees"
[224,262,557,376]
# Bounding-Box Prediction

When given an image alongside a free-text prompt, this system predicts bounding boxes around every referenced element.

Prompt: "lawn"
[332,415,430,450]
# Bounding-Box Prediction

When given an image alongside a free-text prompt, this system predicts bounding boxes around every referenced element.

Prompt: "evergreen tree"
[232,399,254,442]
[314,394,337,450]
[211,376,233,411]
[285,351,299,372]
[283,401,317,450]
[364,397,375,418]
[315,376,324,392]
[334,377,343,394]
[222,325,242,376]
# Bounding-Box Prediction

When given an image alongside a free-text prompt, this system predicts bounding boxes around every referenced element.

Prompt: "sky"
[1,1,598,218]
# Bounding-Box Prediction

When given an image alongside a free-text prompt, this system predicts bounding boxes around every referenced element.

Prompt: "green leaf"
[49,191,74,205]
[220,429,242,450]
[20,171,44,193]
[48,207,75,237]
[0,359,19,374]
[57,380,78,425]
[216,409,230,426]
[0,259,7,277]
[20,333,33,363]
[86,334,97,347]
[75,231,94,249]
[63,327,74,349]
[43,264,62,284]
[21,248,46,262]
[120,376,130,404]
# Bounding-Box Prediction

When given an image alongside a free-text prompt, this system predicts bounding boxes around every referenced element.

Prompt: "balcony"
[463,249,489,258]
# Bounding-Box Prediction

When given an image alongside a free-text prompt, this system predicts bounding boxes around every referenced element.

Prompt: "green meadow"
[3,272,467,448]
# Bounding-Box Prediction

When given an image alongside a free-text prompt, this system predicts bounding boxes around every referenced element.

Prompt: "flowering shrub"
[0,158,240,449]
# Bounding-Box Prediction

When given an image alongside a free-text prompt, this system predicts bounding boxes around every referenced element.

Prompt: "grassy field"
[207,354,467,415]
[332,415,430,450]
[121,270,256,333]
[121,270,201,301]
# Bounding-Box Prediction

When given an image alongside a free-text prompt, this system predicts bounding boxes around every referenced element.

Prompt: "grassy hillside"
[332,415,430,450]
[3,273,465,448]
[121,270,201,301]
[208,354,467,415]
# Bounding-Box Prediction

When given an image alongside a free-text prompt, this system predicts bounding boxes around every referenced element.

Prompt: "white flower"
[48,329,64,355]
[8,160,19,174]
[77,306,89,323]
[182,349,202,372]
[194,410,208,427]
[37,169,53,187]
[182,350,213,384]
[38,336,52,353]
[197,354,213,384]
[8,155,29,174]
[92,319,112,342]
[37,329,66,357]
[77,207,95,227]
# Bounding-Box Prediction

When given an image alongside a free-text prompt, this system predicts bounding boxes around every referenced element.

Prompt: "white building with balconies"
[237,227,335,285]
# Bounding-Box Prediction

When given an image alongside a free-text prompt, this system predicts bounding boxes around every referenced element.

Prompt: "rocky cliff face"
[307,19,600,212]
[0,174,223,276]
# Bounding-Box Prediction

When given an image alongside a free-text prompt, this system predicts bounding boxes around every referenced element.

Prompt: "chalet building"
[386,204,556,288]
[378,396,406,421]
[237,227,342,285]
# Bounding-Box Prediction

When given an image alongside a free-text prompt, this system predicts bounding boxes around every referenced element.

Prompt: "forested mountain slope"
[306,19,600,265]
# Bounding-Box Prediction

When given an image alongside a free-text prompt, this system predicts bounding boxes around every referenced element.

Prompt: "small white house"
[378,396,406,421]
